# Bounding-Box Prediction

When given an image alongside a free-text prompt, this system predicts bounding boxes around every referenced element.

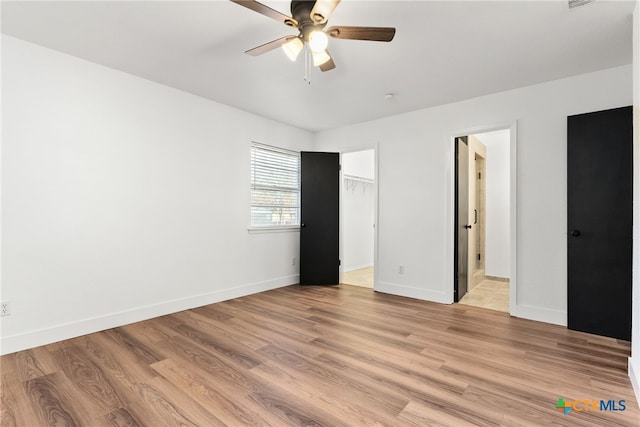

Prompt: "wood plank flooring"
[1,284,638,426]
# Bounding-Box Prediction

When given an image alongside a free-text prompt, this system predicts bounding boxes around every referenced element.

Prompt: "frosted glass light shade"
[308,31,328,53]
[312,49,331,66]
[282,37,303,61]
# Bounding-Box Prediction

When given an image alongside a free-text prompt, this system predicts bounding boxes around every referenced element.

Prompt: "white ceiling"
[1,0,635,132]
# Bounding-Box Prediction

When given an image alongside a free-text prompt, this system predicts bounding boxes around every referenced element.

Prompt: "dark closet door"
[300,152,340,285]
[567,106,632,340]
[455,137,470,302]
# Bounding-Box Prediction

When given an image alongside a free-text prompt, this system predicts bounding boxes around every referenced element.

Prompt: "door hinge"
[478,172,482,179]
[338,164,341,171]
[477,253,481,261]
[339,259,341,266]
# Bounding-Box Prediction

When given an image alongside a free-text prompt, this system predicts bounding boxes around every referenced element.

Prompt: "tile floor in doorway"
[341,266,374,288]
[458,279,510,312]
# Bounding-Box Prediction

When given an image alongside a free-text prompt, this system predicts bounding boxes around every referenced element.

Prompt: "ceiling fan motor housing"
[291,0,327,40]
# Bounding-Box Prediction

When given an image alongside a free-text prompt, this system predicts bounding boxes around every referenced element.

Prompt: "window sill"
[248,225,300,234]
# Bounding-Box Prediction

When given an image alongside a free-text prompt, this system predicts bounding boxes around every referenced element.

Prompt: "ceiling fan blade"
[230,0,298,27]
[319,52,336,72]
[310,0,341,24]
[245,36,295,56]
[326,26,396,42]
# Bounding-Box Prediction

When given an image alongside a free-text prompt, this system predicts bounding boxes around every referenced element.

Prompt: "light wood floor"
[1,285,638,426]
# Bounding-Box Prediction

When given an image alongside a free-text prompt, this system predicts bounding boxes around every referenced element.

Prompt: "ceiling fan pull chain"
[304,46,311,85]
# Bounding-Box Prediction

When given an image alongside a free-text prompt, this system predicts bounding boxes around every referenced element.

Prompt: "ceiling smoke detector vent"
[569,0,595,9]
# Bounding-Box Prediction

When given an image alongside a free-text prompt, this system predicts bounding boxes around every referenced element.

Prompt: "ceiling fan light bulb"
[282,37,303,62]
[312,49,331,66]
[308,31,329,52]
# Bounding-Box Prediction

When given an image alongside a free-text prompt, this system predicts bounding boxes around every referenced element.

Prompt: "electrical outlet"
[292,257,297,266]
[0,302,11,317]
[398,265,405,274]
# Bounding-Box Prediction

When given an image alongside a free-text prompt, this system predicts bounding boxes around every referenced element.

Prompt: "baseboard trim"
[512,303,566,326]
[630,358,640,408]
[375,281,450,304]
[353,280,566,327]
[0,275,299,355]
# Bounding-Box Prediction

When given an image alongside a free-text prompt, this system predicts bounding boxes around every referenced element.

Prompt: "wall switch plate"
[399,265,405,274]
[292,257,297,266]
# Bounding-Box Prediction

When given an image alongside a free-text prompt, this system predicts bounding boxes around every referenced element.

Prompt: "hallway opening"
[455,129,511,312]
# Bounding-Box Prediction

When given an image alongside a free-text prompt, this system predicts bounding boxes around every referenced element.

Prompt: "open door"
[300,151,340,285]
[455,137,470,302]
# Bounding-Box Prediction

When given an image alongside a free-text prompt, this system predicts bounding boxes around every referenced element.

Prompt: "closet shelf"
[343,174,374,184]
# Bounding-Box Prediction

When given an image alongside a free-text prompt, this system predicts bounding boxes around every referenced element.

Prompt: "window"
[250,142,300,228]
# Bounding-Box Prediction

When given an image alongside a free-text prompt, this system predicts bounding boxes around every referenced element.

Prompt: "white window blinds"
[250,142,300,227]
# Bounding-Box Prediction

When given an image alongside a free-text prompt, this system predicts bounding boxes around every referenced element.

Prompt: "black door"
[455,137,470,302]
[567,106,632,341]
[300,152,340,285]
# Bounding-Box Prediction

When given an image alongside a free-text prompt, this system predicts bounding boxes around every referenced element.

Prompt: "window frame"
[248,142,301,233]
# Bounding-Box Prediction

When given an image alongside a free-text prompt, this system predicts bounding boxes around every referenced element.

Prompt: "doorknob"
[464,225,472,229]
[301,223,306,228]
[571,229,581,237]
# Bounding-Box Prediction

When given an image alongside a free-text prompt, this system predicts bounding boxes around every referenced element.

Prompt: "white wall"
[0,36,314,355]
[475,129,510,279]
[342,150,375,271]
[315,64,632,325]
[629,0,640,406]
[343,150,375,180]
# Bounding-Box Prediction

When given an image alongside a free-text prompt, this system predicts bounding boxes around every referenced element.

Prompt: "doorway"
[341,149,376,288]
[454,129,512,312]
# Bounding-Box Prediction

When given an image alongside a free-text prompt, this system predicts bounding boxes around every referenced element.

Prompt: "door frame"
[447,121,518,316]
[339,143,379,290]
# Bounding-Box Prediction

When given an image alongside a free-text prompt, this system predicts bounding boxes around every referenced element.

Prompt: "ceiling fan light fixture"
[308,30,329,52]
[312,49,331,66]
[232,0,396,75]
[282,37,303,61]
[310,0,341,24]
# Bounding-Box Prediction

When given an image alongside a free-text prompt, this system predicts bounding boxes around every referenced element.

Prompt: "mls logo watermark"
[555,397,626,415]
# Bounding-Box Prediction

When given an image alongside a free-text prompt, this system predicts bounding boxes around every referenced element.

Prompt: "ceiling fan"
[230,0,396,72]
